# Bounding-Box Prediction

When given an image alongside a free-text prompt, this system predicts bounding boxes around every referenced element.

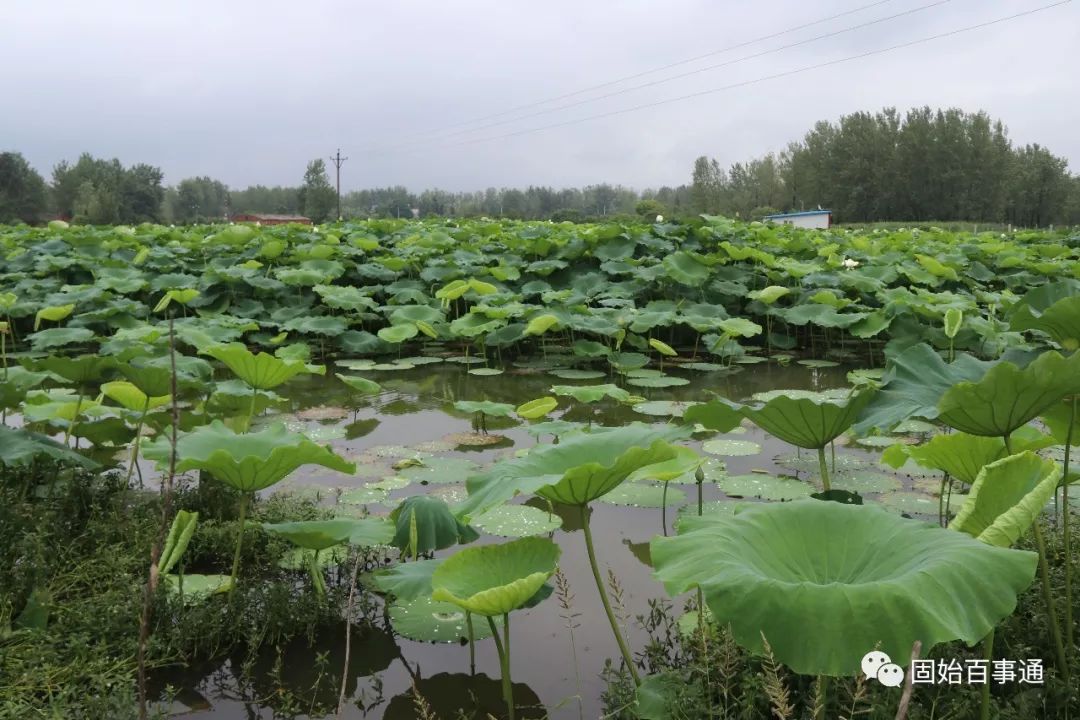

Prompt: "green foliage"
[431,537,560,616]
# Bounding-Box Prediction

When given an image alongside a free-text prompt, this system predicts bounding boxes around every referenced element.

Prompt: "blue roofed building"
[764,209,832,229]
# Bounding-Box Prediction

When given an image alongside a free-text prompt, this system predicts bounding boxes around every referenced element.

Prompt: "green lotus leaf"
[202,342,322,390]
[153,288,200,313]
[683,399,743,432]
[944,308,963,339]
[0,367,48,412]
[854,344,993,434]
[458,424,692,518]
[718,473,813,501]
[880,431,1036,485]
[648,338,677,357]
[143,420,354,492]
[262,517,393,550]
[164,574,233,605]
[0,426,99,469]
[472,504,563,537]
[627,376,689,388]
[950,452,1061,547]
[159,510,198,575]
[100,381,170,413]
[431,537,560,616]
[627,446,706,483]
[662,251,710,286]
[31,355,116,384]
[118,362,174,398]
[336,373,382,395]
[524,313,560,336]
[313,284,379,312]
[390,495,479,558]
[651,501,1038,676]
[516,397,557,420]
[34,303,75,330]
[635,671,703,720]
[28,327,95,350]
[373,557,444,601]
[388,596,494,643]
[747,286,789,305]
[937,351,1080,437]
[599,482,686,507]
[718,318,763,338]
[378,323,419,344]
[609,352,650,371]
[701,438,761,456]
[398,456,480,485]
[468,367,503,376]
[571,340,610,358]
[550,383,632,404]
[1008,280,1080,350]
[453,400,515,417]
[739,389,875,449]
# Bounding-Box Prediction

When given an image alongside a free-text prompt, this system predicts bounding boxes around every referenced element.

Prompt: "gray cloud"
[2,0,1076,191]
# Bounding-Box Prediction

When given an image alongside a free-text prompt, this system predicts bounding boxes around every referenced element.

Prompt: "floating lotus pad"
[774,451,871,473]
[874,491,941,514]
[388,596,494,643]
[398,356,445,365]
[472,504,563,537]
[797,359,840,368]
[627,376,691,388]
[398,457,481,485]
[701,439,762,457]
[468,368,504,376]
[371,362,415,371]
[339,485,390,505]
[632,400,700,418]
[444,432,511,447]
[718,474,813,501]
[549,369,607,380]
[598,482,687,507]
[833,470,902,493]
[682,362,728,372]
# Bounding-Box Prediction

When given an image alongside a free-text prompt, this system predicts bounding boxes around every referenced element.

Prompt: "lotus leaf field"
[2,216,1079,719]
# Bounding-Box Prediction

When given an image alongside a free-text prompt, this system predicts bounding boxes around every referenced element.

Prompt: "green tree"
[0,152,48,224]
[298,159,335,223]
[173,176,230,222]
[51,153,163,224]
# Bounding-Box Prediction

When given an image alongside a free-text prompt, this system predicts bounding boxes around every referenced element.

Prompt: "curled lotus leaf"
[143,420,354,492]
[431,537,560,617]
[651,500,1038,676]
[738,389,876,449]
[950,452,1061,548]
[201,342,323,390]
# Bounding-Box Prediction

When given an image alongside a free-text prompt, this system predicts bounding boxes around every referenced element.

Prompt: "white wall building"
[764,210,832,229]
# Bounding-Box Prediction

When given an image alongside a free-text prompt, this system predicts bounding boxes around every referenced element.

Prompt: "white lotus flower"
[656,215,664,222]
[842,258,860,269]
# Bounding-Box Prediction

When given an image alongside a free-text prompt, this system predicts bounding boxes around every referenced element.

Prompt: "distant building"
[764,209,832,229]
[231,213,312,226]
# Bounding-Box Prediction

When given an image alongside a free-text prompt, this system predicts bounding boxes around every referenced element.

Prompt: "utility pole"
[329,149,347,221]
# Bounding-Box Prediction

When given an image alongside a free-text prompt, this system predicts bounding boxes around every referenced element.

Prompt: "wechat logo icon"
[862,650,905,687]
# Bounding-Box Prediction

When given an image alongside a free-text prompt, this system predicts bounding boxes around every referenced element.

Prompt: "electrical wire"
[388,0,1069,158]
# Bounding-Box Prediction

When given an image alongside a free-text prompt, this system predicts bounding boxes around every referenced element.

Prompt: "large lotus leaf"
[1008,280,1080,350]
[0,366,48,411]
[937,351,1080,437]
[740,389,875,449]
[457,424,691,518]
[550,383,632,403]
[336,373,381,394]
[651,501,1037,676]
[143,420,354,492]
[516,397,557,419]
[881,427,1054,485]
[202,342,322,390]
[950,452,1061,547]
[453,400,515,417]
[28,327,95,350]
[31,355,117,384]
[390,495,480,557]
[662,251,711,286]
[388,596,495,643]
[377,323,419,344]
[854,344,994,434]
[683,398,748,432]
[373,557,445,601]
[119,362,174,398]
[262,517,394,551]
[164,573,233,605]
[0,426,99,469]
[431,537,560,617]
[100,381,170,413]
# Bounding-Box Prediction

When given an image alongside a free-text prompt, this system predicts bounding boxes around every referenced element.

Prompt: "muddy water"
[159,361,888,719]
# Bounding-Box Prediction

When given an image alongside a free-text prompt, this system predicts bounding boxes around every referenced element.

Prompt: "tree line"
[691,107,1080,225]
[1,106,1077,226]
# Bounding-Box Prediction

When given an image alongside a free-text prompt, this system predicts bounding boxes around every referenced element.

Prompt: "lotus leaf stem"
[814,675,829,720]
[979,628,994,720]
[228,492,250,599]
[1033,522,1068,679]
[487,614,515,720]
[1062,395,1075,647]
[580,505,640,685]
[125,397,151,487]
[816,447,831,492]
[466,611,476,675]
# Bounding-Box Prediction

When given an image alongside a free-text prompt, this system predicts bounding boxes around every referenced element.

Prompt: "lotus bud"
[695,466,705,484]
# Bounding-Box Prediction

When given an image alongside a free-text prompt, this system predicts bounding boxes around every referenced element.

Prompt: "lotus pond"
[1,218,1079,719]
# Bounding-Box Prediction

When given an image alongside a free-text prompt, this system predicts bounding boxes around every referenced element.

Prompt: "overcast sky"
[2,0,1077,192]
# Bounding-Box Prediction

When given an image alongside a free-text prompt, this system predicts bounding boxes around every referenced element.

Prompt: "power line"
[379,0,957,152]
[409,0,1070,156]
[361,0,901,152]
